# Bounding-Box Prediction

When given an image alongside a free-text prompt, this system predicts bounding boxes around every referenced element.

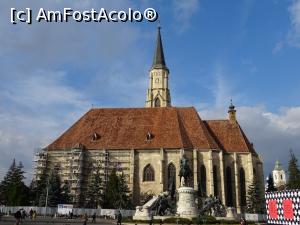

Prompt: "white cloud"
[0,0,150,183]
[172,0,200,32]
[272,0,300,51]
[197,63,300,178]
[0,70,92,183]
[200,105,300,178]
[208,63,244,109]
[273,41,284,54]
[288,0,300,47]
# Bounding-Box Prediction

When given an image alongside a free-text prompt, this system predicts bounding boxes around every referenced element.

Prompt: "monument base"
[226,207,238,219]
[133,206,151,220]
[176,186,197,218]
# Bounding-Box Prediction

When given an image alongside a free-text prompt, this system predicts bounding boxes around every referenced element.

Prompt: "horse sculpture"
[178,154,192,186]
[199,195,226,217]
[150,192,173,216]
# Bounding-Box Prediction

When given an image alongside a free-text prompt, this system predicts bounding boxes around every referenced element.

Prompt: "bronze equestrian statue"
[178,154,192,186]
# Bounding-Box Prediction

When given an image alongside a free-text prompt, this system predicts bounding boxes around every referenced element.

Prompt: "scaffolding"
[33,151,48,180]
[89,150,131,185]
[33,148,132,205]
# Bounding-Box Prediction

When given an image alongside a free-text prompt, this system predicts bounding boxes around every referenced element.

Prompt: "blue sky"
[0,0,300,183]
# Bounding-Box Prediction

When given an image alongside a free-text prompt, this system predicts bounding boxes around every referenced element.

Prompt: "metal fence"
[0,206,134,218]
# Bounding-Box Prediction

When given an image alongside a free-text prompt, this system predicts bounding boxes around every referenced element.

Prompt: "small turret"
[228,100,237,122]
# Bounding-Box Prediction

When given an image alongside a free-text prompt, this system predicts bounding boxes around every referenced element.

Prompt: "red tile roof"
[46,107,256,153]
[203,120,256,153]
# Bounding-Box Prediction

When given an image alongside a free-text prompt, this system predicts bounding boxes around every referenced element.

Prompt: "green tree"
[104,169,132,209]
[246,178,265,214]
[61,180,72,204]
[39,168,62,207]
[104,168,119,208]
[116,172,132,209]
[29,166,48,206]
[287,150,300,189]
[266,173,276,192]
[0,159,29,206]
[85,168,103,208]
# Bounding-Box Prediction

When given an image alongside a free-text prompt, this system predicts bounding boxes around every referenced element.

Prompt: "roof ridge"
[194,111,220,149]
[202,121,224,150]
[204,119,228,121]
[175,109,193,149]
[46,109,93,150]
[89,106,194,110]
[236,122,257,155]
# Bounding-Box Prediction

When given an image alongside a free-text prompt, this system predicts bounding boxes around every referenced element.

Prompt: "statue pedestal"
[176,187,197,218]
[226,207,238,219]
[133,206,151,220]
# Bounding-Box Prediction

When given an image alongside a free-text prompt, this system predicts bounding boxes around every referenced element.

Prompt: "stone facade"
[34,27,264,213]
[35,146,264,212]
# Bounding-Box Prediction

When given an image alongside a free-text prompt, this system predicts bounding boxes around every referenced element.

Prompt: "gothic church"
[34,27,264,213]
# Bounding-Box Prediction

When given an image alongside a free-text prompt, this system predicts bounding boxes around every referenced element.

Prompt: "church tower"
[145,26,171,107]
[272,160,286,188]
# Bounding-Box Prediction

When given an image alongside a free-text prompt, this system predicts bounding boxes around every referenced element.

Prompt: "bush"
[192,215,218,224]
[163,217,191,224]
[123,218,162,224]
[216,220,238,224]
[122,217,133,223]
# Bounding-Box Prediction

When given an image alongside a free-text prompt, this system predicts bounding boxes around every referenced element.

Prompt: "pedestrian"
[29,209,33,219]
[83,213,88,225]
[240,217,247,225]
[92,212,96,223]
[117,211,122,225]
[70,211,73,219]
[33,210,37,219]
[14,210,22,225]
[149,213,153,225]
[22,210,26,220]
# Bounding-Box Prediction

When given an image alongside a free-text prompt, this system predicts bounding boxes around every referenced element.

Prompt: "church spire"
[145,26,171,108]
[152,26,168,71]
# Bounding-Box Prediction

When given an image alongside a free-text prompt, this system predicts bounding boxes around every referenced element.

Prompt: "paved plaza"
[0,216,116,225]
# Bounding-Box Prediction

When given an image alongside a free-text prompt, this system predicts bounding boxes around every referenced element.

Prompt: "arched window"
[167,163,176,188]
[213,166,218,197]
[200,165,207,195]
[240,168,246,207]
[143,164,155,181]
[154,98,161,107]
[226,166,233,206]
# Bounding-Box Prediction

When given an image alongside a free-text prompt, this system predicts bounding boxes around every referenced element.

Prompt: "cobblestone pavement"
[0,216,116,225]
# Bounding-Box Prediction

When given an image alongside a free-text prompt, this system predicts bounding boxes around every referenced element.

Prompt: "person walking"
[21,210,26,220]
[29,209,33,219]
[14,210,22,225]
[117,211,122,225]
[33,210,37,219]
[83,213,88,225]
[92,212,96,223]
[240,217,247,225]
[149,213,153,225]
